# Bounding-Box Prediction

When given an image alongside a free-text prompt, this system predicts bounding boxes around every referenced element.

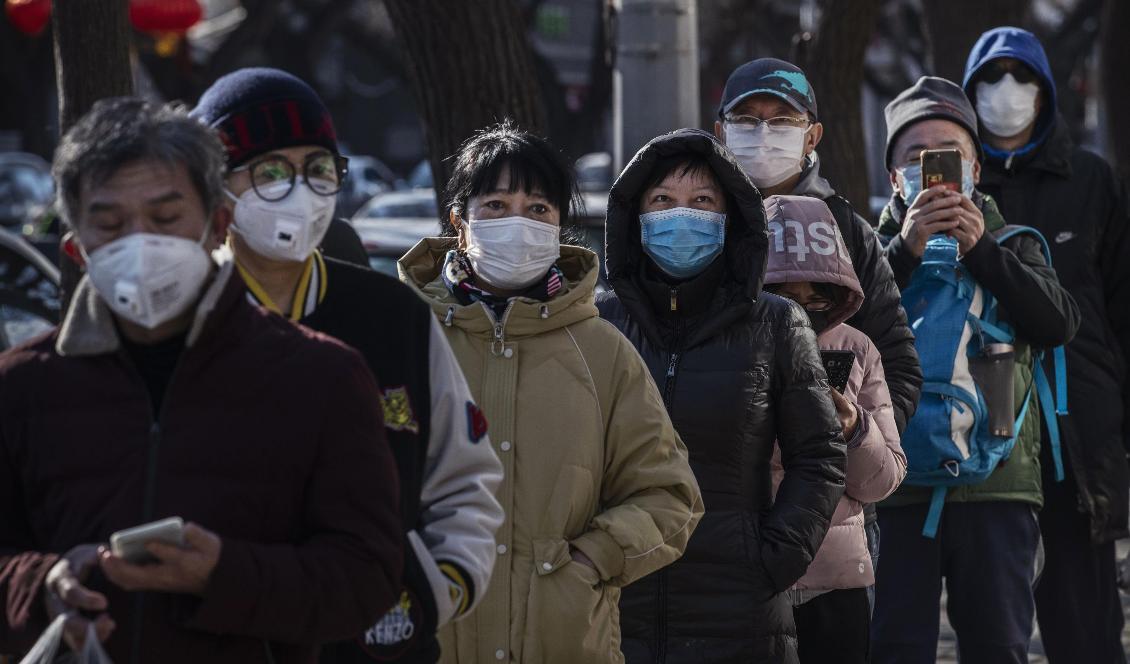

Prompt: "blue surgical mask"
[895,159,976,206]
[639,207,726,279]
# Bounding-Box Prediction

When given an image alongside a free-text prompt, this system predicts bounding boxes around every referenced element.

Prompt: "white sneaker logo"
[1055,231,1076,244]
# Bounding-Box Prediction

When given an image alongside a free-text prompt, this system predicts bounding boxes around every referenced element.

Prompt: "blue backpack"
[899,227,1067,537]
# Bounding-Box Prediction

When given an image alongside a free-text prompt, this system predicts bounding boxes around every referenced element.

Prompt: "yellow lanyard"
[237,251,327,321]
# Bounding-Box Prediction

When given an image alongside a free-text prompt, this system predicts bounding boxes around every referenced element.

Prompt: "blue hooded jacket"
[962,27,1056,162]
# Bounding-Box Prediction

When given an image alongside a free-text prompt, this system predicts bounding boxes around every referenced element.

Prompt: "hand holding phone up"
[902,148,986,257]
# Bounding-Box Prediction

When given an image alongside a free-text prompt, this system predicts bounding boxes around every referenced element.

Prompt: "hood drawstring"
[443,306,455,327]
[539,304,549,319]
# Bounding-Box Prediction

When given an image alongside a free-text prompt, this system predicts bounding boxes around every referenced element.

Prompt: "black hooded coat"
[965,34,1130,543]
[598,129,846,663]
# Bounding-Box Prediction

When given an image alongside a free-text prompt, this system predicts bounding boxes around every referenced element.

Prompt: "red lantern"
[5,0,51,36]
[128,0,201,34]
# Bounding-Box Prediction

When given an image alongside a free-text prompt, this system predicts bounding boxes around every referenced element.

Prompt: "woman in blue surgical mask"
[599,128,847,663]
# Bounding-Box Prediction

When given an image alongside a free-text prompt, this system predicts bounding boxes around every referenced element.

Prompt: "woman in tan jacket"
[398,123,703,664]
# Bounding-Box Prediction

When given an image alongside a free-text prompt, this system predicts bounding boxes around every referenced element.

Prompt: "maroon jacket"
[0,260,403,663]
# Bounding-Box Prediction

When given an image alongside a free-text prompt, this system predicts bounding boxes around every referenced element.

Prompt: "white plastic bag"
[19,614,113,664]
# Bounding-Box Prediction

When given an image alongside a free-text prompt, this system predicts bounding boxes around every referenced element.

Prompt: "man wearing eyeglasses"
[714,58,921,609]
[193,68,504,664]
[964,28,1130,664]
[714,59,920,436]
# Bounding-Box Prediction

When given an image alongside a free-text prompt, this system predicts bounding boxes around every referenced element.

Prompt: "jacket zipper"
[122,347,187,664]
[655,313,683,664]
[484,300,517,357]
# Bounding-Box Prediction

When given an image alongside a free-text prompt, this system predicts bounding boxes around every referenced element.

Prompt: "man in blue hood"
[964,26,1130,664]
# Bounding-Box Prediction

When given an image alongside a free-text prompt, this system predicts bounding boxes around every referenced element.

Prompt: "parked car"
[0,228,60,350]
[351,189,441,275]
[0,152,54,229]
[575,152,612,193]
[336,154,400,218]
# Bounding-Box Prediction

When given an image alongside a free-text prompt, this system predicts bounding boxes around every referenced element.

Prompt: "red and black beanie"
[191,67,338,168]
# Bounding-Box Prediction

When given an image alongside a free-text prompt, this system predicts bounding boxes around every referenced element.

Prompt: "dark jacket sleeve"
[759,301,847,593]
[320,218,370,268]
[1097,173,1130,443]
[0,362,59,654]
[0,447,59,653]
[880,231,920,291]
[186,348,403,643]
[962,232,1081,349]
[843,211,922,433]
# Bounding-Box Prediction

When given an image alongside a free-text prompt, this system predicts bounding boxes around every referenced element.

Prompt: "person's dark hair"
[637,153,733,216]
[441,120,581,238]
[642,153,718,194]
[812,282,842,304]
[764,281,844,306]
[53,96,227,228]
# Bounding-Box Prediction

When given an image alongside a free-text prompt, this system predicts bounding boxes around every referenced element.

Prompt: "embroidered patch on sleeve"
[381,386,420,434]
[466,401,488,443]
[358,588,424,658]
[438,561,474,618]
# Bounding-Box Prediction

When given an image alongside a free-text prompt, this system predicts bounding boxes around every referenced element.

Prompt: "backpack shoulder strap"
[993,224,1053,266]
[824,194,858,236]
[994,224,1069,481]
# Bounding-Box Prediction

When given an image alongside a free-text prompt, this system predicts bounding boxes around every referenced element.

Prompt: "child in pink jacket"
[764,195,907,664]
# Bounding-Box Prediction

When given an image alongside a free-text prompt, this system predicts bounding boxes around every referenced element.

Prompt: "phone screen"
[920,148,962,193]
[820,350,856,394]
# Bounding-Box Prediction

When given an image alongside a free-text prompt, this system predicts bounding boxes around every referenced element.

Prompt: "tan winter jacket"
[399,239,703,664]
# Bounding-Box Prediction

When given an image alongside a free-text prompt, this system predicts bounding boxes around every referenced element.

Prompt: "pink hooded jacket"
[764,195,907,591]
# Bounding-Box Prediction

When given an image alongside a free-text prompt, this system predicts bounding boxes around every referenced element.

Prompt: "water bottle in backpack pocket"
[898,229,1067,538]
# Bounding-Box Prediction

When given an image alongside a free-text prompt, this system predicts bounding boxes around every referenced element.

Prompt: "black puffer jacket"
[978,119,1130,543]
[598,129,847,663]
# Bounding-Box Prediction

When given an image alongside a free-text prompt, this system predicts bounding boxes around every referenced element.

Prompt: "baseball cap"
[719,58,818,120]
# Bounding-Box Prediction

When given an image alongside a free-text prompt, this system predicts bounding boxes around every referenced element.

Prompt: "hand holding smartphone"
[109,517,186,565]
[920,148,962,193]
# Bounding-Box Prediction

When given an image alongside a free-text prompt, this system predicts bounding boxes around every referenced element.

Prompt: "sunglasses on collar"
[976,60,1039,85]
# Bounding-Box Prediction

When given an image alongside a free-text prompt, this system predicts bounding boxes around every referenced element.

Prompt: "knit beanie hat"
[883,76,984,169]
[191,67,338,167]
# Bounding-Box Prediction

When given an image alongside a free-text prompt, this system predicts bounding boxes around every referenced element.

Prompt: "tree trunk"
[382,0,547,211]
[52,0,133,131]
[799,0,881,216]
[51,0,133,311]
[1101,0,1130,185]
[922,0,1029,84]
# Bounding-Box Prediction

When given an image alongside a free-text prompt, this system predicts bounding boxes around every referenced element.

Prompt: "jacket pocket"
[523,538,619,663]
[741,512,777,603]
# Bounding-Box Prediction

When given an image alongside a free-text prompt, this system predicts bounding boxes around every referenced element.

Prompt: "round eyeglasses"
[230,152,349,202]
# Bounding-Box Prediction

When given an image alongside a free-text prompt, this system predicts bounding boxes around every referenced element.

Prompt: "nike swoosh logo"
[1055,231,1076,244]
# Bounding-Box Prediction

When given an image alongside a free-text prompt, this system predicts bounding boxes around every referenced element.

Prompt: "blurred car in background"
[0,152,54,230]
[0,228,60,350]
[351,189,441,275]
[336,153,400,218]
[407,160,434,190]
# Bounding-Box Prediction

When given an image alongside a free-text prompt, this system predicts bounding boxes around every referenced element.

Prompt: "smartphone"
[110,516,185,565]
[920,148,962,193]
[820,350,856,393]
